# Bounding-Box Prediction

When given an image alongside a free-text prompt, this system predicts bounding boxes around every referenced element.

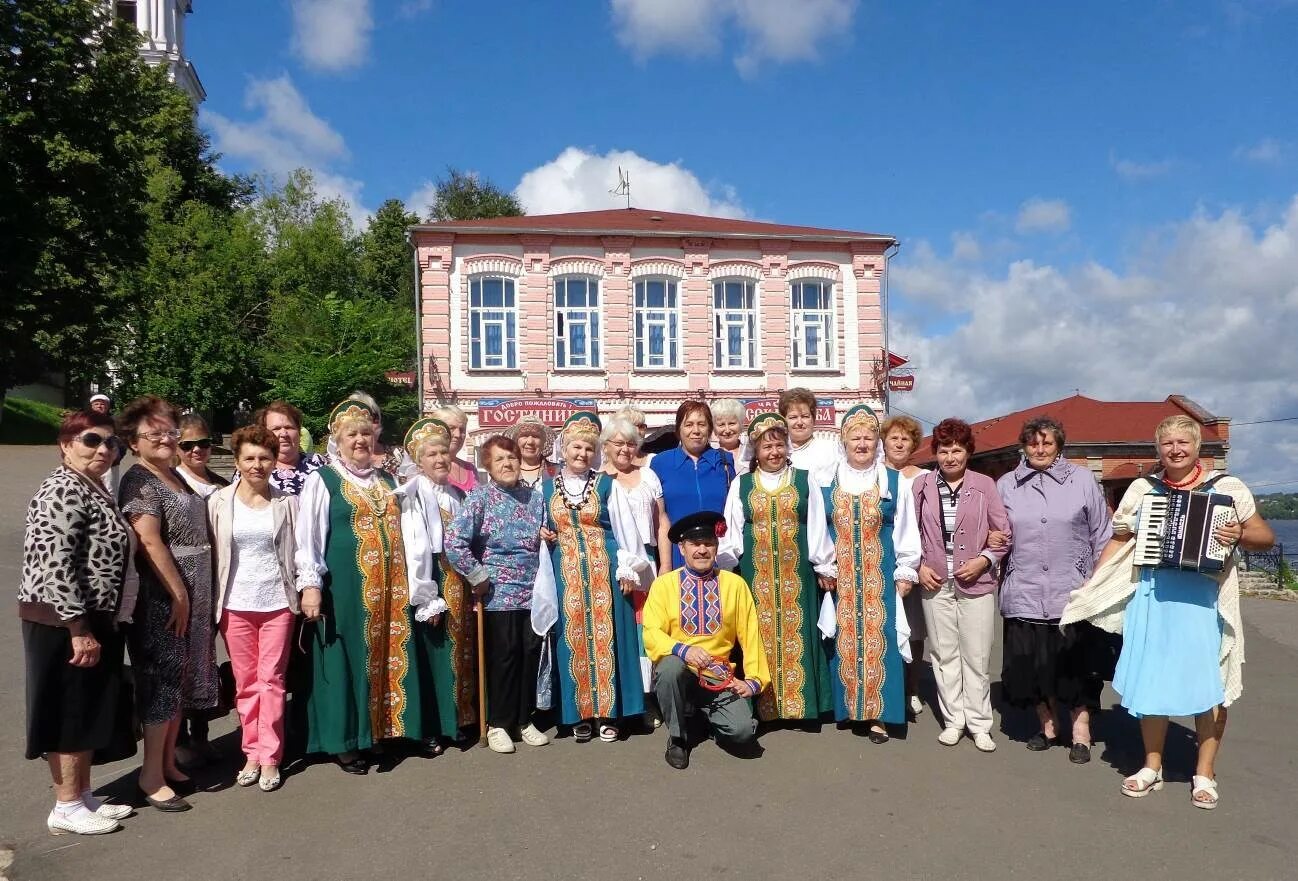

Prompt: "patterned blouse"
[269,452,326,496]
[444,480,543,612]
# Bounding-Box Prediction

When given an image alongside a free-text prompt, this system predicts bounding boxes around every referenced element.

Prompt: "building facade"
[913,394,1231,508]
[409,208,898,452]
[111,0,204,103]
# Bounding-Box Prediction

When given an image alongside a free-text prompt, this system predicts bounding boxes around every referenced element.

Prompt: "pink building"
[409,208,898,450]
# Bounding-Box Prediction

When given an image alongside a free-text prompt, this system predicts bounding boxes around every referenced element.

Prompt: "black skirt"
[24,619,136,762]
[1000,617,1113,711]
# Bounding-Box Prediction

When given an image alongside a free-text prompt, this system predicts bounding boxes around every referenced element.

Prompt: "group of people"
[21,387,1274,836]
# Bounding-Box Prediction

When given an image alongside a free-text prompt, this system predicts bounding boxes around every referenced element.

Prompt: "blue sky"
[190,1,1298,487]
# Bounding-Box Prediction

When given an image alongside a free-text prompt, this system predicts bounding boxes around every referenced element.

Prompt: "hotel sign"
[742,397,836,425]
[477,397,597,429]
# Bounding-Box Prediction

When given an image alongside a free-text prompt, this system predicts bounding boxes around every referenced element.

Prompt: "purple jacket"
[995,459,1112,619]
[913,469,1011,597]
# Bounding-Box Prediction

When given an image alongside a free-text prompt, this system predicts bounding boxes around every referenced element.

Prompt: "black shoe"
[335,755,369,775]
[665,743,690,770]
[417,739,445,759]
[1069,743,1092,764]
[1026,732,1055,751]
[143,791,192,812]
[867,727,890,745]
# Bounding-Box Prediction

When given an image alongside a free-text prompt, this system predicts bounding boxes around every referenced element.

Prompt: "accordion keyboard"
[1133,496,1169,567]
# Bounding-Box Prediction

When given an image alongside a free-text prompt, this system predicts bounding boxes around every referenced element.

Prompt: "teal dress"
[543,474,645,725]
[1113,484,1226,717]
[822,467,906,725]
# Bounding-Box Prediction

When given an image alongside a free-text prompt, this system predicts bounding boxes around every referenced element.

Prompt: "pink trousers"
[219,609,294,765]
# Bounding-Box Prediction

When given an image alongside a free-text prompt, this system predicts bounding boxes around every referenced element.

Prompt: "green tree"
[0,0,242,393]
[425,167,524,221]
[359,198,419,305]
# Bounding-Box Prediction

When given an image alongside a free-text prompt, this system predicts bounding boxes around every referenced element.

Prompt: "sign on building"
[742,397,836,425]
[887,374,915,392]
[477,397,597,428]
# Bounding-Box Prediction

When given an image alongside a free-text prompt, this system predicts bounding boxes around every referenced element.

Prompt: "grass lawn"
[0,396,65,444]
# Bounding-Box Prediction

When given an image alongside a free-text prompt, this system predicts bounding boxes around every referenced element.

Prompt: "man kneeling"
[643,511,770,769]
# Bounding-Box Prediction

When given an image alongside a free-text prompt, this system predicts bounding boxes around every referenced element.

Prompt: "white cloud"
[398,0,436,18]
[610,0,856,75]
[890,197,1298,487]
[405,180,441,221]
[515,147,746,217]
[1111,153,1175,181]
[204,75,368,223]
[1015,197,1071,234]
[951,231,982,262]
[289,0,373,72]
[1235,138,1287,165]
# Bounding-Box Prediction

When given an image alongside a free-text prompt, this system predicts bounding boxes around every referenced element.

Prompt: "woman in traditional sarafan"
[396,417,477,747]
[293,399,441,774]
[718,412,838,723]
[823,405,921,741]
[533,412,653,743]
[1063,415,1273,809]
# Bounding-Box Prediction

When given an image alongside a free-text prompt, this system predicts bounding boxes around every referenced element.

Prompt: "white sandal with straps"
[1191,775,1219,810]
[1121,767,1164,798]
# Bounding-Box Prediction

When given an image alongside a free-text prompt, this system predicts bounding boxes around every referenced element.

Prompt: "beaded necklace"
[558,469,596,510]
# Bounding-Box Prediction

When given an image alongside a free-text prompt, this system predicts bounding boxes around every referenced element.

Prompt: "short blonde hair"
[615,405,646,427]
[433,404,467,428]
[710,398,744,423]
[412,433,450,460]
[601,416,642,450]
[880,415,922,452]
[1155,415,1201,450]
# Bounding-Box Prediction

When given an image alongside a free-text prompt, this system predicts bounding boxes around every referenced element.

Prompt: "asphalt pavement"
[1,445,1296,881]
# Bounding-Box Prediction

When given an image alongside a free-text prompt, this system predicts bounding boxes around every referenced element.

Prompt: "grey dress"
[119,465,219,725]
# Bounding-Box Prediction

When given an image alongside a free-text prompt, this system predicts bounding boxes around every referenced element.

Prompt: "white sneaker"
[973,732,997,753]
[486,727,516,754]
[909,695,924,716]
[48,808,119,836]
[938,727,962,746]
[520,724,550,747]
[81,791,133,820]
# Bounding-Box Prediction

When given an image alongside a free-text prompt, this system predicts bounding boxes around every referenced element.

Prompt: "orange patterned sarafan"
[341,479,410,740]
[832,484,885,721]
[551,488,616,721]
[438,506,477,727]
[746,475,806,720]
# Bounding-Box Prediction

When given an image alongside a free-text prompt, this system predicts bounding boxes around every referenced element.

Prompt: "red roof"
[913,394,1228,464]
[410,207,893,242]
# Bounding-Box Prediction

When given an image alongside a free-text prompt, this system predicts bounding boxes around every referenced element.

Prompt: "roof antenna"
[611,166,631,209]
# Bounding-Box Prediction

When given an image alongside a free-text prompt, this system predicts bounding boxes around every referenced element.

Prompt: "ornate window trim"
[629,259,686,280]
[548,257,605,279]
[462,255,524,278]
[786,261,842,283]
[707,261,763,281]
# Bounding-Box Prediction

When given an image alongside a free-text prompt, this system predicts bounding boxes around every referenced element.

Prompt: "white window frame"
[553,275,602,370]
[790,279,836,370]
[467,275,519,371]
[711,278,759,371]
[633,277,682,371]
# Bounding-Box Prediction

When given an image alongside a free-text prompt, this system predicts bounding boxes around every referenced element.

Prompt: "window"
[790,280,835,369]
[468,276,517,370]
[115,2,138,26]
[712,280,758,370]
[554,276,601,369]
[634,279,680,369]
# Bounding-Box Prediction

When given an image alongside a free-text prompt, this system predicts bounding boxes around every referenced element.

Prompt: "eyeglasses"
[137,428,181,443]
[178,437,212,452]
[76,432,123,450]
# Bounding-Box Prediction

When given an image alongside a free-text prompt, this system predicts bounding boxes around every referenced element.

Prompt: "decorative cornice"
[786,261,842,282]
[462,255,524,277]
[548,257,605,278]
[629,258,686,279]
[707,261,764,281]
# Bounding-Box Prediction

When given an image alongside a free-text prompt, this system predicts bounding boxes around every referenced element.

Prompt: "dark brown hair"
[230,425,278,457]
[117,395,180,439]
[1018,416,1065,450]
[674,400,713,435]
[478,434,518,467]
[257,400,303,430]
[179,412,210,436]
[58,409,116,445]
[931,418,975,454]
[778,387,817,417]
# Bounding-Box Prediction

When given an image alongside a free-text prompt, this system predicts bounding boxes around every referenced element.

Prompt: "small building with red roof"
[913,394,1231,507]
[409,208,897,451]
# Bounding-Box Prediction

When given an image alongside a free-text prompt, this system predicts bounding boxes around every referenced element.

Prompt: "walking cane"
[475,600,488,747]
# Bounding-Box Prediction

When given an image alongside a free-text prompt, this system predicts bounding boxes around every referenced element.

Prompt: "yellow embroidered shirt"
[642,567,771,694]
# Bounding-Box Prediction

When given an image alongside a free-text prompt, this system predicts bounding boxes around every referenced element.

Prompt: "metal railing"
[1240,543,1292,590]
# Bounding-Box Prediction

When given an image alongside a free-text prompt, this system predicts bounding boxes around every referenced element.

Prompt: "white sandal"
[236,768,260,787]
[599,724,619,743]
[1121,767,1164,798]
[572,722,593,742]
[1191,775,1219,810]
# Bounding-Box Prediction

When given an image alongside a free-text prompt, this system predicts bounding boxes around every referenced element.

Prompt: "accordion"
[1133,489,1237,573]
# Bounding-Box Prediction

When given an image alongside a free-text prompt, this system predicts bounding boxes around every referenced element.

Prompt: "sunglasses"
[77,432,123,450]
[178,437,213,452]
